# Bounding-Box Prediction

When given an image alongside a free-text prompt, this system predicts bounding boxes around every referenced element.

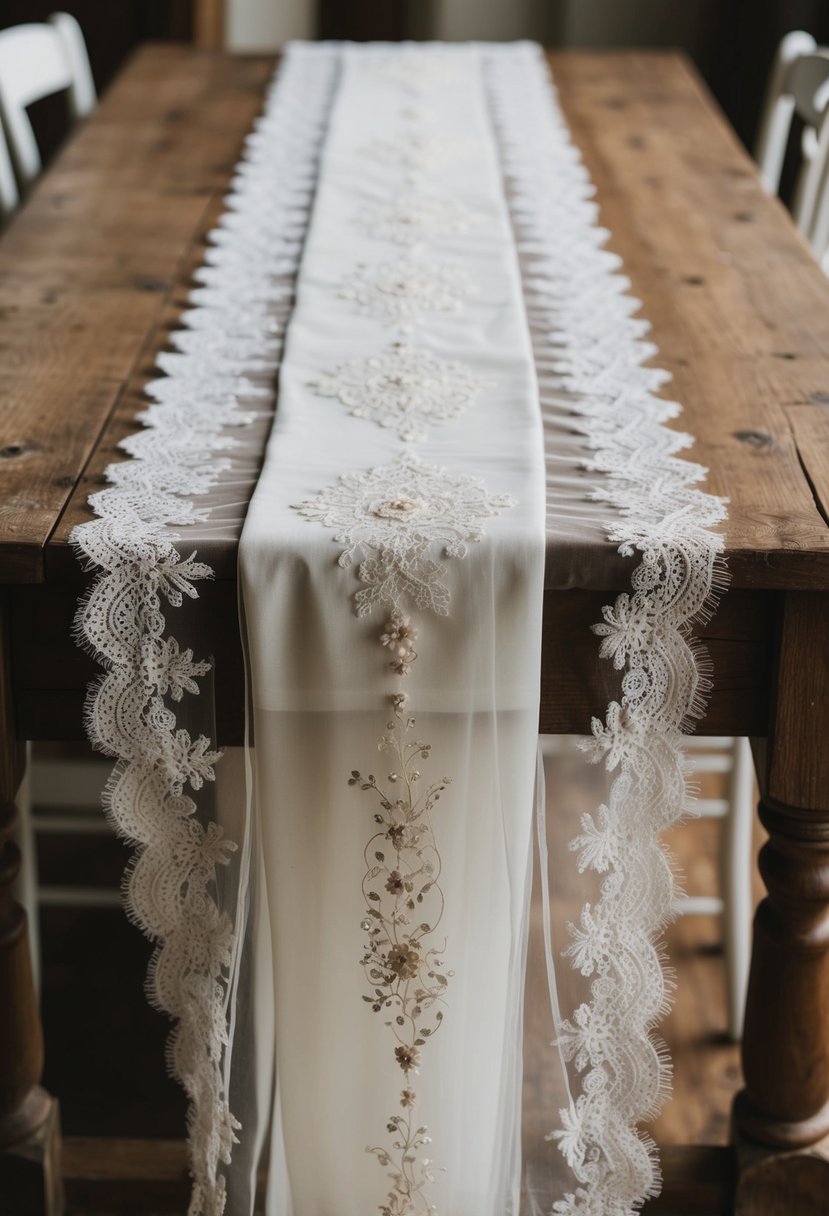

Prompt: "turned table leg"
[734,591,829,1216]
[0,595,62,1216]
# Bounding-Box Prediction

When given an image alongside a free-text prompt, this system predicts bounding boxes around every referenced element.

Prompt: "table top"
[1,43,828,591]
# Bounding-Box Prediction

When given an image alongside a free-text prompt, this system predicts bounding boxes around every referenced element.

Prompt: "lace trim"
[71,45,338,1216]
[486,45,727,1215]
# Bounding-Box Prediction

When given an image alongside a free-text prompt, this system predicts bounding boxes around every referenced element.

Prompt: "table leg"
[0,594,62,1216]
[734,591,829,1216]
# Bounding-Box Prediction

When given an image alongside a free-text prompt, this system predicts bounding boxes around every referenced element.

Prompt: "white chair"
[0,122,17,214]
[672,736,755,1042]
[541,733,756,1043]
[0,11,95,210]
[754,31,829,248]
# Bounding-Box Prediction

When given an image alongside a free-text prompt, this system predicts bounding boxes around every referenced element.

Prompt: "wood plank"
[539,588,774,737]
[0,47,274,583]
[643,1146,735,1214]
[11,579,246,746]
[785,406,829,530]
[62,1138,190,1212]
[11,583,773,745]
[45,192,253,582]
[765,591,829,811]
[548,51,829,588]
[0,370,122,585]
[59,1140,733,1214]
[45,49,829,591]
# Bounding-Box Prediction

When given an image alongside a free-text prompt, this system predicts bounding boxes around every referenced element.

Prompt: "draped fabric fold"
[238,42,546,1215]
[72,39,727,1216]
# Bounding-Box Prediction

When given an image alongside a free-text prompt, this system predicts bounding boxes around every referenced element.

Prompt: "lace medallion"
[309,343,493,442]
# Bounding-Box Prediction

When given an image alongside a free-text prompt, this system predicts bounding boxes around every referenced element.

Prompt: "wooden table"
[1,44,828,1216]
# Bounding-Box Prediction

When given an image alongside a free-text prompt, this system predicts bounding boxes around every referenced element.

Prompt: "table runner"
[71,40,727,1216]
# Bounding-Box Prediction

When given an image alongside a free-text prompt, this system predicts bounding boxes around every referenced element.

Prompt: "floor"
[31,740,761,1212]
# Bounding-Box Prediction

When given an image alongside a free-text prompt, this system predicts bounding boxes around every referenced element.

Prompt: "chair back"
[0,12,95,198]
[754,32,829,186]
[755,31,829,257]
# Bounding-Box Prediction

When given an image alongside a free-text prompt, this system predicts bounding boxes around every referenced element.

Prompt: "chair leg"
[0,594,62,1216]
[12,753,39,995]
[0,803,62,1216]
[722,736,755,1042]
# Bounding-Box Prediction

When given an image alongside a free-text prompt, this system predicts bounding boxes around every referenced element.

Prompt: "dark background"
[4,1,829,161]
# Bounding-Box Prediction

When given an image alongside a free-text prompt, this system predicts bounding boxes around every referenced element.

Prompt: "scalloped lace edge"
[70,44,338,1216]
[486,45,728,1216]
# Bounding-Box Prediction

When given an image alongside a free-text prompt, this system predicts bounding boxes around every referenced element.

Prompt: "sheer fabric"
[72,39,727,1216]
[237,43,545,1215]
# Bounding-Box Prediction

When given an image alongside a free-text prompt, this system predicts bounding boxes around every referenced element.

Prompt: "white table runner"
[72,40,727,1216]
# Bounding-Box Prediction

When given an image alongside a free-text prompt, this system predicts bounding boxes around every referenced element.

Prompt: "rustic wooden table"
[0,44,828,1216]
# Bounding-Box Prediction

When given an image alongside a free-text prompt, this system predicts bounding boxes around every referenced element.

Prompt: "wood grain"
[540,588,774,737]
[736,590,829,1209]
[784,406,829,534]
[0,47,274,583]
[193,0,225,51]
[0,48,819,590]
[59,1137,735,1214]
[10,583,774,746]
[549,51,829,589]
[766,592,829,811]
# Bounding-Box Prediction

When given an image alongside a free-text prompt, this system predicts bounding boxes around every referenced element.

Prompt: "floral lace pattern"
[294,452,515,618]
[71,46,339,1216]
[340,257,475,325]
[356,194,480,246]
[362,133,471,180]
[486,45,727,1216]
[309,342,493,442]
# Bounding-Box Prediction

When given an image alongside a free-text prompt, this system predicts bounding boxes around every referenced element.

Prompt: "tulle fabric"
[222,40,552,1216]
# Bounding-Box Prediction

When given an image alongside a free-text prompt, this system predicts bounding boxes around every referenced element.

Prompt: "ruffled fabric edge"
[70,44,339,1216]
[486,44,728,1216]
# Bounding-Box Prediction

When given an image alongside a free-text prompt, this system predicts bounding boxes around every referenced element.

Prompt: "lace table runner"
[72,41,726,1216]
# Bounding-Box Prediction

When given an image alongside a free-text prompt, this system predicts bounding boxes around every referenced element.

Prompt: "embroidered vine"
[351,694,451,1216]
[295,443,516,1213]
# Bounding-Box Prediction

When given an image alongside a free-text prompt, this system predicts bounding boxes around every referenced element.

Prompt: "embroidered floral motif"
[356,194,479,246]
[340,258,474,325]
[293,452,515,618]
[309,343,493,442]
[296,452,516,1216]
[370,50,460,93]
[363,133,471,178]
[351,697,451,1216]
[380,611,418,675]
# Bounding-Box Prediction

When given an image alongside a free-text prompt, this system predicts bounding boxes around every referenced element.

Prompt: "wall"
[225,0,314,48]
